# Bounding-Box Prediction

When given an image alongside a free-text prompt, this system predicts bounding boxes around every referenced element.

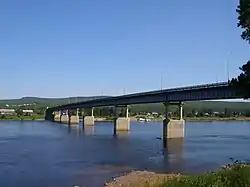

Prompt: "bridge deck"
[50,82,239,111]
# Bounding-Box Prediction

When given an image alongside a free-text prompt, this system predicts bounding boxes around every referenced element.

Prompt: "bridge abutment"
[163,102,185,142]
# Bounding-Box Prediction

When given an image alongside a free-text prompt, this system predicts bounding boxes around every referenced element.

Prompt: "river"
[0,120,250,187]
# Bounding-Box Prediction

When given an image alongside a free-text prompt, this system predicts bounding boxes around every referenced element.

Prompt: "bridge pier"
[56,109,79,125]
[83,107,95,126]
[114,105,130,135]
[68,110,71,126]
[58,110,62,123]
[70,108,80,124]
[163,102,185,143]
[60,114,68,123]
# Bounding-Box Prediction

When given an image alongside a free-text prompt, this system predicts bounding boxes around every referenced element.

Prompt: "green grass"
[0,115,44,120]
[144,163,250,187]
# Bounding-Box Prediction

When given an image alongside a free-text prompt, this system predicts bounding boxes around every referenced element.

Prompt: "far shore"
[94,116,250,122]
[2,116,250,122]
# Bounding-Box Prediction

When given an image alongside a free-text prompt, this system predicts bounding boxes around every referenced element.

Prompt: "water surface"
[0,120,250,187]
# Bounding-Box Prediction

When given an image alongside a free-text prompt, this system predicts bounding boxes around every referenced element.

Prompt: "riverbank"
[0,115,44,121]
[95,116,250,122]
[1,116,250,122]
[106,171,180,187]
[106,163,250,187]
[186,116,250,122]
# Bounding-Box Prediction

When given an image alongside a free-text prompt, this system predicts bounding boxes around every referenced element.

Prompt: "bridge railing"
[50,81,230,111]
[116,82,229,98]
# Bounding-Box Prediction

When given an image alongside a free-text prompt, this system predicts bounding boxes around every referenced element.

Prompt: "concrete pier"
[114,105,130,134]
[115,117,130,131]
[56,114,79,124]
[83,116,95,126]
[70,115,80,124]
[163,102,185,140]
[163,119,185,139]
[60,115,69,123]
[83,107,95,126]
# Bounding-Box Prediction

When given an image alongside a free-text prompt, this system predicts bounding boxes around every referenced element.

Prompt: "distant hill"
[0,96,109,107]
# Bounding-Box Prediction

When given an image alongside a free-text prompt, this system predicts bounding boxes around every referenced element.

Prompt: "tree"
[0,114,5,119]
[230,1,250,97]
[191,109,196,117]
[245,109,250,117]
[236,0,250,43]
[15,108,23,118]
[230,61,250,98]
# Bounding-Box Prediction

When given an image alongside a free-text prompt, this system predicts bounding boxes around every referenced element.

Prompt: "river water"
[0,120,250,187]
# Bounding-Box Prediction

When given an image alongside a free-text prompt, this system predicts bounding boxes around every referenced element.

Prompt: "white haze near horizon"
[211,99,250,102]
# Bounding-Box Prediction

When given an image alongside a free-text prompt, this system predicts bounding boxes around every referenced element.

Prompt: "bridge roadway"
[50,81,237,111]
[46,81,240,143]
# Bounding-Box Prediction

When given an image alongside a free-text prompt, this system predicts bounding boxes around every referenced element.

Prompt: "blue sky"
[1,0,249,99]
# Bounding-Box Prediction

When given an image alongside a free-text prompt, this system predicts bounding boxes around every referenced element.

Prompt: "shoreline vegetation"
[2,116,250,122]
[106,162,250,187]
[0,115,44,121]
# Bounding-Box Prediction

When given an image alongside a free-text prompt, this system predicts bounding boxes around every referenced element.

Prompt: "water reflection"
[68,125,71,134]
[164,138,184,154]
[83,126,95,135]
[162,138,184,172]
[113,131,130,138]
[75,125,84,137]
[67,125,95,136]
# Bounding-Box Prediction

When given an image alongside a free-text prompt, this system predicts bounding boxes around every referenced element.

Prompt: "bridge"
[45,81,241,143]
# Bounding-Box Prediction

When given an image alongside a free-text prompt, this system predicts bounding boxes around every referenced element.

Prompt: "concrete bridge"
[45,81,240,142]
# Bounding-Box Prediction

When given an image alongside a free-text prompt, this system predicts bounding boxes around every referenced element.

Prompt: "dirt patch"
[105,170,180,187]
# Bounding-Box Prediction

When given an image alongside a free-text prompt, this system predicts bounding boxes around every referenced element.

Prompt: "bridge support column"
[81,108,85,129]
[68,109,80,125]
[163,102,185,144]
[60,114,68,124]
[83,107,95,126]
[76,108,79,117]
[114,105,130,135]
[59,110,62,123]
[179,101,184,120]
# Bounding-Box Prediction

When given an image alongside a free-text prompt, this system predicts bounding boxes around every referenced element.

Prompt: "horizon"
[1,0,249,98]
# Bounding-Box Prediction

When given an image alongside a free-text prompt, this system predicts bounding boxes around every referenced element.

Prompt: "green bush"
[160,163,250,187]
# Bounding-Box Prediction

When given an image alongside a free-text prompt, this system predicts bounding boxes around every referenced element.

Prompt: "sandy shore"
[105,171,180,187]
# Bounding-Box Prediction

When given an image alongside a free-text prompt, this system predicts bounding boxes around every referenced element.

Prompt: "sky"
[0,0,249,99]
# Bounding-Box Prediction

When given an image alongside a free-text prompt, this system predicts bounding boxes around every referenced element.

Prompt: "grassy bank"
[154,163,250,187]
[140,116,250,122]
[186,116,250,122]
[108,163,250,187]
[0,115,44,121]
[95,116,250,122]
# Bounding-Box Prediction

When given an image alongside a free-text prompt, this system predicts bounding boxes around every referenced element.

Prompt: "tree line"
[230,0,250,97]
